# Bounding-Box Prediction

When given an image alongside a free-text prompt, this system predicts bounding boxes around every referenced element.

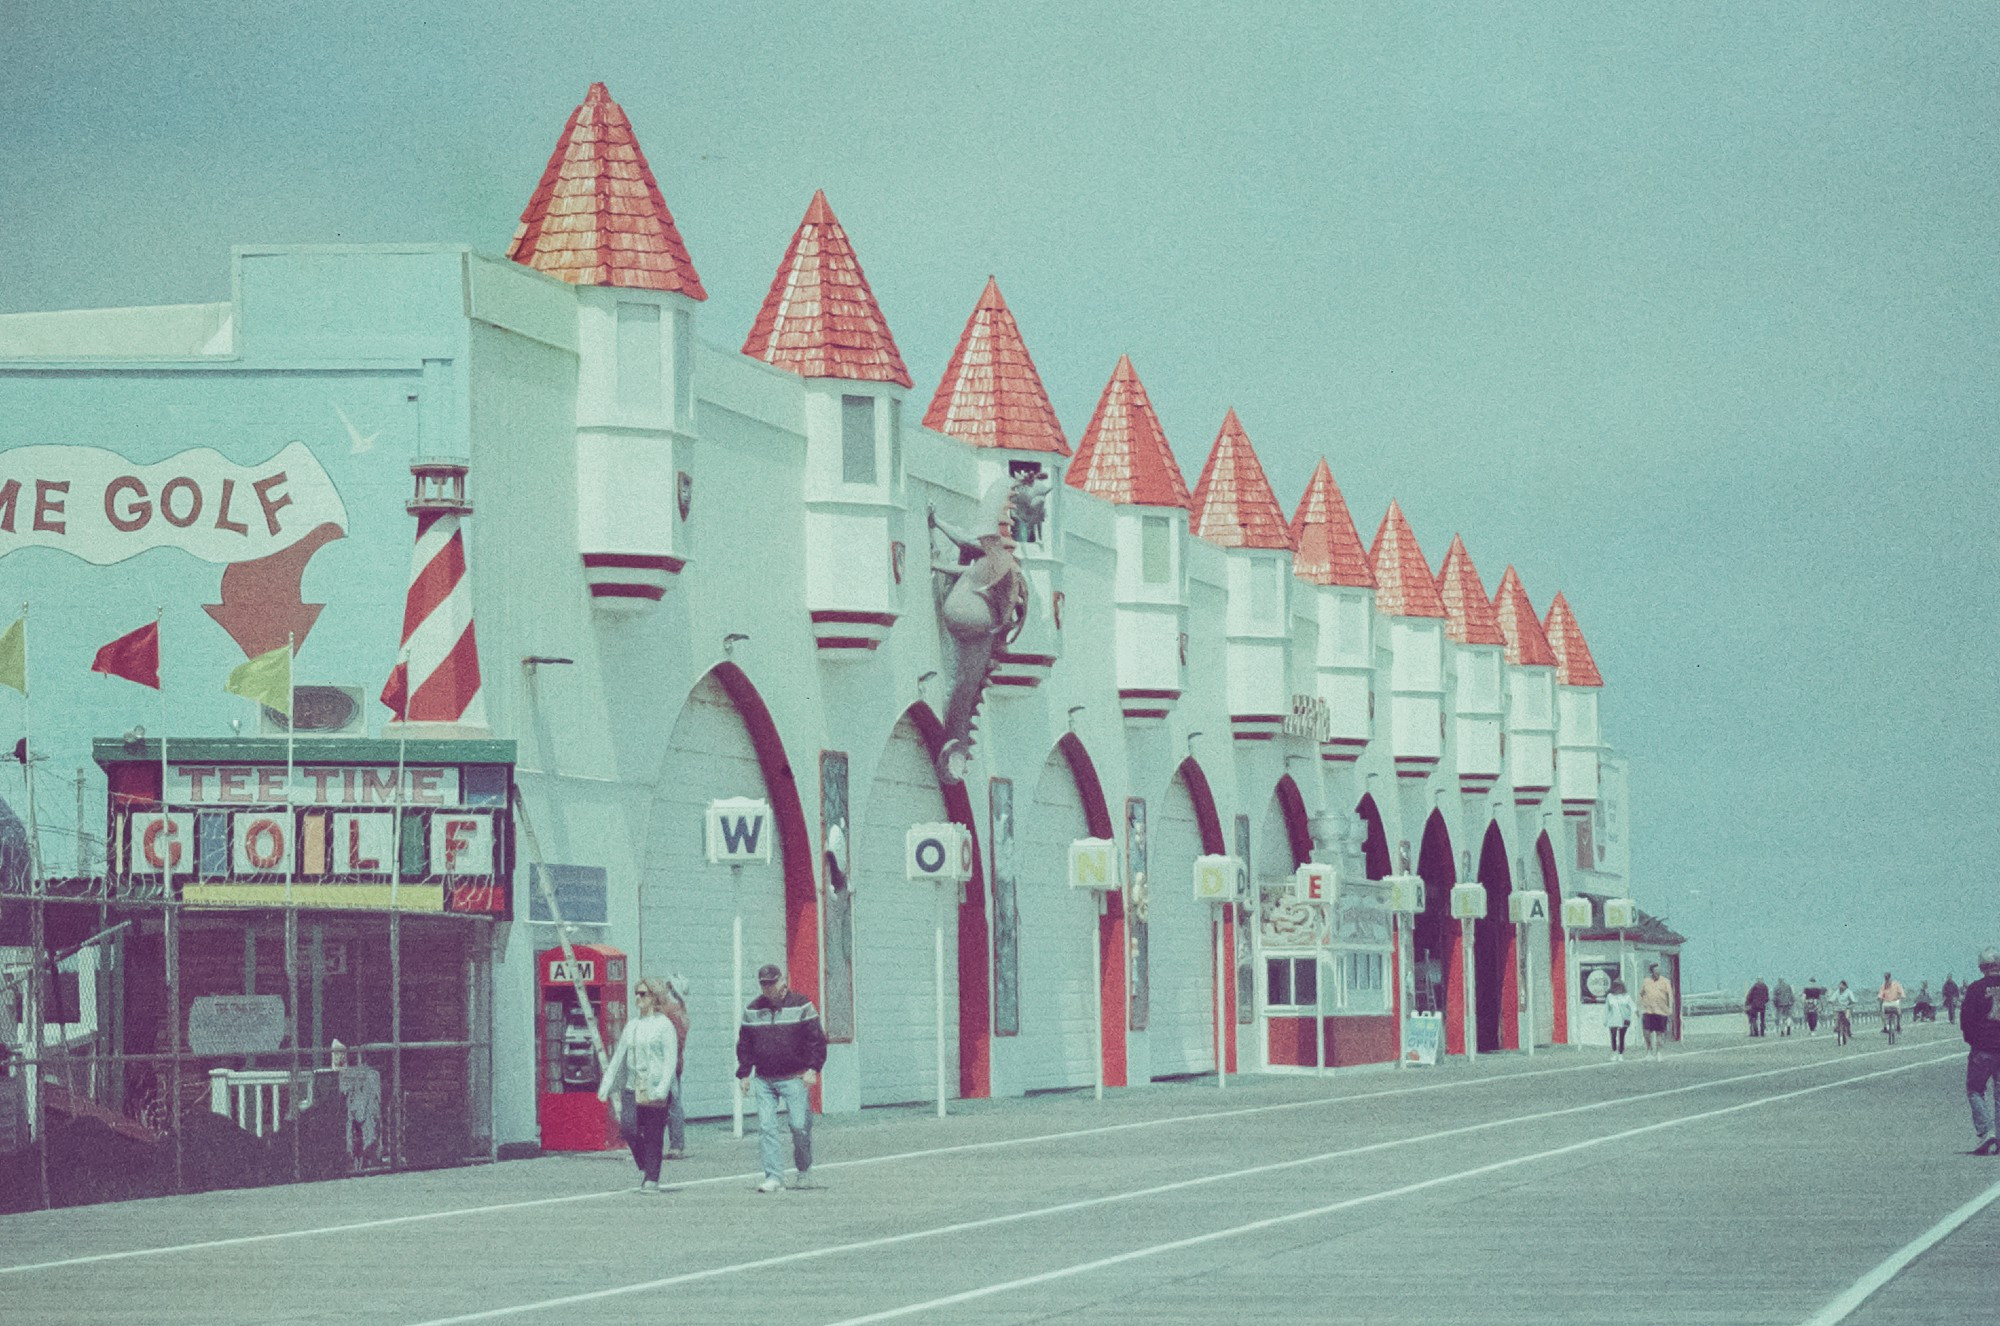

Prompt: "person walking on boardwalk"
[1832,980,1856,1045]
[1604,979,1636,1061]
[1961,949,2000,1156]
[1943,975,1961,1025]
[1802,978,1827,1036]
[1639,963,1675,1060]
[1746,978,1770,1037]
[659,975,691,1160]
[1772,978,1797,1036]
[598,978,682,1194]
[736,962,827,1193]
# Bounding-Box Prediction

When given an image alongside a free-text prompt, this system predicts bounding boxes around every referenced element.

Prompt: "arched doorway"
[1474,823,1515,1053]
[1414,810,1457,1052]
[852,708,987,1106]
[1013,736,1117,1091]
[642,666,815,1120]
[1146,759,1226,1078]
[1539,831,1567,1046]
[1256,775,1318,1067]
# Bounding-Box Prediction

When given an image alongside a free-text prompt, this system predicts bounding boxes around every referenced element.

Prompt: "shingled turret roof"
[1437,536,1506,646]
[1367,502,1447,618]
[923,278,1068,455]
[1543,592,1605,687]
[743,190,912,387]
[507,83,707,298]
[1189,411,1293,550]
[1492,566,1558,667]
[1289,459,1375,588]
[1066,356,1191,508]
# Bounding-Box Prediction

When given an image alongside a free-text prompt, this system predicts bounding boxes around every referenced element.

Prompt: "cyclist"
[1878,972,1905,1043]
[1832,980,1856,1046]
[1802,978,1827,1036]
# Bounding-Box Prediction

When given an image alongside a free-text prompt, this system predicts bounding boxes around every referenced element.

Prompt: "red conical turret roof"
[1367,502,1448,619]
[1066,356,1191,508]
[1543,592,1604,687]
[1437,536,1506,646]
[507,83,707,298]
[1290,459,1375,588]
[1189,411,1294,550]
[743,191,912,388]
[1492,566,1558,667]
[923,278,1068,455]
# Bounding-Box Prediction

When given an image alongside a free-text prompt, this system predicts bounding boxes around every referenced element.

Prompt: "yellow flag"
[225,643,292,717]
[0,616,24,696]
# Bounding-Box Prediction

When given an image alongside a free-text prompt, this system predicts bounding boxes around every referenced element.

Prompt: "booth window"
[841,395,877,484]
[1266,955,1318,1010]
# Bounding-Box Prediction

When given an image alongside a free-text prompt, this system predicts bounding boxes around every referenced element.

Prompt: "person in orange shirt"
[1639,963,1675,1061]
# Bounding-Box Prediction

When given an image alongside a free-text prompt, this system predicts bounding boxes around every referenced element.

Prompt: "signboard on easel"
[1402,1011,1443,1067]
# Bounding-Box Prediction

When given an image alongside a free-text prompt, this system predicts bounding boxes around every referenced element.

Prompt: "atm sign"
[548,959,596,983]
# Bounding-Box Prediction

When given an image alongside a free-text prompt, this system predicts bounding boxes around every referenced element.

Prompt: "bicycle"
[1881,1005,1901,1045]
[1835,1008,1853,1046]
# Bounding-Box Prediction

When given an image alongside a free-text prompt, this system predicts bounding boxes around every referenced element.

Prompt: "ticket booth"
[536,944,627,1151]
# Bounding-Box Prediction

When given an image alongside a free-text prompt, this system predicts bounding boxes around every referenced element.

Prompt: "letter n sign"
[706,797,773,865]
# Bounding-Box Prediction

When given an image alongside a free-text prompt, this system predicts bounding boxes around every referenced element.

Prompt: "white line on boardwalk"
[398,1048,1953,1326]
[815,1054,1962,1326]
[1798,1174,2000,1325]
[0,1030,1808,1278]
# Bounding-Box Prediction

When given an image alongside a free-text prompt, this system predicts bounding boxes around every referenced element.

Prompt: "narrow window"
[886,397,902,490]
[1142,515,1171,584]
[1250,555,1276,622]
[616,303,661,410]
[671,306,694,429]
[841,395,876,484]
[1266,958,1292,1008]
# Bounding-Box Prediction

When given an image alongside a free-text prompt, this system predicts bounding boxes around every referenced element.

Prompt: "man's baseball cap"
[1978,948,2000,971]
[757,963,783,983]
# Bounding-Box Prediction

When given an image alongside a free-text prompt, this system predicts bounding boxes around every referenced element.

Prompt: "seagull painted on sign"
[335,404,378,455]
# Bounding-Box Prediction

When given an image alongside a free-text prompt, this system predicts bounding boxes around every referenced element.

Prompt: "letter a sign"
[706,797,773,864]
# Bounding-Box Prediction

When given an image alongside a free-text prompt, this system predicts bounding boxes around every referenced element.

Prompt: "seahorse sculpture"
[927,473,1047,782]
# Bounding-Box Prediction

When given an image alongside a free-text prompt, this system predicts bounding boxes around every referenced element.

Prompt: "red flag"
[91,621,160,689]
[380,659,409,721]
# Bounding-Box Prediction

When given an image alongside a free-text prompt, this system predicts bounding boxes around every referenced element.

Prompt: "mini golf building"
[0,84,1648,1206]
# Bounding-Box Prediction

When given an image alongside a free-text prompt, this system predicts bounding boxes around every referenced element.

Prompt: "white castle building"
[0,84,1658,1173]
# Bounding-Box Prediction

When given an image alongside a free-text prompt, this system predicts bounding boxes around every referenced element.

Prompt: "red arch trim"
[1538,831,1568,1046]
[1176,756,1232,1071]
[901,703,992,1099]
[1176,757,1226,856]
[1055,732,1125,1088]
[1274,775,1312,868]
[710,664,820,1022]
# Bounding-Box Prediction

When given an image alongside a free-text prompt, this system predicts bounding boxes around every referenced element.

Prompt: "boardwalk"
[3,1027,1994,1324]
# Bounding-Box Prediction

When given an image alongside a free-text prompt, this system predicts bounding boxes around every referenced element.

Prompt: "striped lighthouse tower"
[382,457,486,733]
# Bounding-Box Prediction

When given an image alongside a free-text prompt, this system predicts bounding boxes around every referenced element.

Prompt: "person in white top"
[598,979,682,1193]
[1603,980,1636,1061]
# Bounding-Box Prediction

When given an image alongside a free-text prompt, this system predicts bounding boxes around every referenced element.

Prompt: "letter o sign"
[914,836,946,874]
[234,813,291,875]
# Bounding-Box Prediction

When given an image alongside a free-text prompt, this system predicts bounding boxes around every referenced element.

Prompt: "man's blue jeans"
[1969,1050,2000,1139]
[752,1074,812,1181]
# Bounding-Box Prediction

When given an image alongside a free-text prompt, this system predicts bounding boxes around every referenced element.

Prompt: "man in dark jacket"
[737,962,828,1191]
[1962,949,2000,1156]
[1746,979,1770,1037]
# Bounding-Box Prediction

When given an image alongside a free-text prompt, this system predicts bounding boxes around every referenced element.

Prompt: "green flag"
[225,643,292,717]
[0,616,24,696]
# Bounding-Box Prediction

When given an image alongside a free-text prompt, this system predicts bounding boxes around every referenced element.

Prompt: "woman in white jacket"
[598,979,681,1193]
[1603,980,1636,1061]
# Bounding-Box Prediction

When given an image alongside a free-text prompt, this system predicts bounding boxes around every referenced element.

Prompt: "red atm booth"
[537,944,627,1151]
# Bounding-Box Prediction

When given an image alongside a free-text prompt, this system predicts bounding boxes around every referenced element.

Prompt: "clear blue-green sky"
[5,3,1996,993]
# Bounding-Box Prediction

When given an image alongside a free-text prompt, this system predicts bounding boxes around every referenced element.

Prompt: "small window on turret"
[1142,515,1171,584]
[671,307,694,429]
[842,395,876,484]
[617,303,661,410]
[1251,555,1277,622]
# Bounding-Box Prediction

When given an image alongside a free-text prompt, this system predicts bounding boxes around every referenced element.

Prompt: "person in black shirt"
[1961,949,2000,1156]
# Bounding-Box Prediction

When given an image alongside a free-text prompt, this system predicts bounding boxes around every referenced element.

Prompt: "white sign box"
[231,810,294,875]
[1604,897,1637,929]
[1509,890,1550,924]
[1067,837,1118,891]
[1561,897,1594,929]
[127,812,195,874]
[1449,882,1488,920]
[1385,874,1426,915]
[430,811,496,877]
[1292,862,1337,904]
[907,822,974,883]
[706,797,774,864]
[332,812,395,876]
[1193,855,1241,902]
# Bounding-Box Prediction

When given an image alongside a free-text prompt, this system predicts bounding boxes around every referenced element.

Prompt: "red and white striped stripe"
[388,509,484,725]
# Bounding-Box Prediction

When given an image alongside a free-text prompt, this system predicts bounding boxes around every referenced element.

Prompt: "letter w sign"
[706,798,774,864]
